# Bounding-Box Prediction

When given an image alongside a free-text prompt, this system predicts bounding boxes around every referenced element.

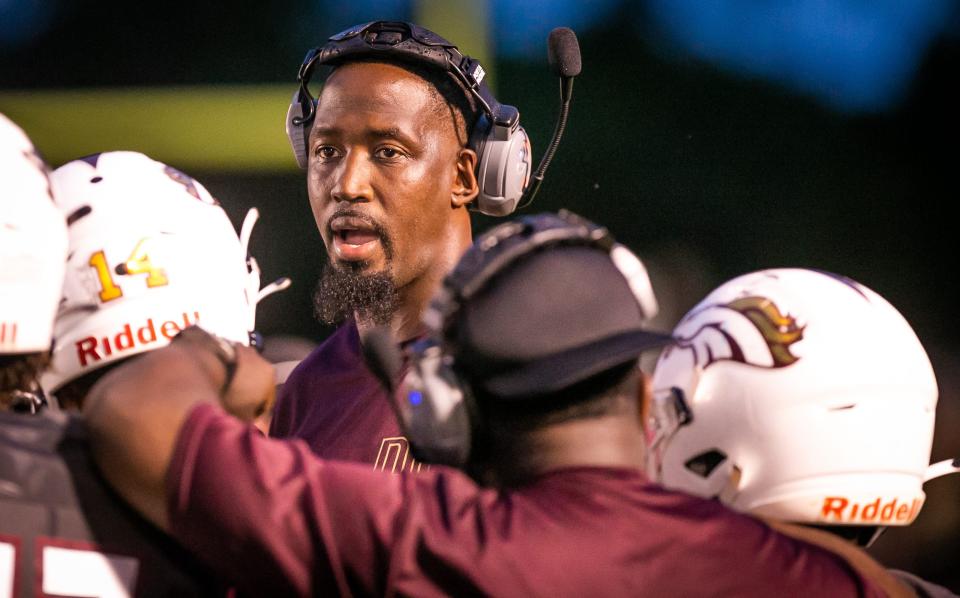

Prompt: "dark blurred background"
[2,0,958,588]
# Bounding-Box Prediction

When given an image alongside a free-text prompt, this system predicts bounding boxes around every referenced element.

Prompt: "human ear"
[637,368,652,432]
[451,148,480,208]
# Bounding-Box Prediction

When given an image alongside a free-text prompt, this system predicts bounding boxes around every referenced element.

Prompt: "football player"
[1,149,285,596]
[0,113,66,413]
[83,213,907,596]
[648,267,959,596]
[42,151,288,407]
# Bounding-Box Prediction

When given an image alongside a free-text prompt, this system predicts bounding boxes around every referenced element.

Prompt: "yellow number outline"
[88,238,169,303]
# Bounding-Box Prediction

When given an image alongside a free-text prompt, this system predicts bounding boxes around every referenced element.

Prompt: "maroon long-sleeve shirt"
[170,403,882,597]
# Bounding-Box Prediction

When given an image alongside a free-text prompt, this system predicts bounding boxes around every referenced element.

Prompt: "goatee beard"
[313,260,399,327]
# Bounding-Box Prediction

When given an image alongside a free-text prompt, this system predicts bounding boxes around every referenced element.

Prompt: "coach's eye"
[314,145,340,161]
[374,146,405,160]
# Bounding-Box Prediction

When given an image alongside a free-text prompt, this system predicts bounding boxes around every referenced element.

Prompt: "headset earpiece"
[285,91,315,170]
[400,340,475,466]
[472,118,532,217]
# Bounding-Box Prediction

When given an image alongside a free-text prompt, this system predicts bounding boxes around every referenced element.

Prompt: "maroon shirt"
[170,403,882,597]
[269,321,423,472]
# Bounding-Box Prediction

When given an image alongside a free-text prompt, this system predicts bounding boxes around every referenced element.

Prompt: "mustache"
[326,207,388,238]
[325,207,394,261]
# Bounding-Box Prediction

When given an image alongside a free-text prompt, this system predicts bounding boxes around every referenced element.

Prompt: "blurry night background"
[2,0,958,588]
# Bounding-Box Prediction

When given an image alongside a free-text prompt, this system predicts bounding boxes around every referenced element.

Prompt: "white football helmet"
[0,113,68,354]
[42,151,289,395]
[648,268,955,531]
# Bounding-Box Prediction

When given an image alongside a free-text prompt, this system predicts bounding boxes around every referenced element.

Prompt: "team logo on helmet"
[163,165,216,204]
[663,296,805,370]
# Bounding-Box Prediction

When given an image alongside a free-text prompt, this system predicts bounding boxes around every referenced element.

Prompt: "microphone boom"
[519,27,581,210]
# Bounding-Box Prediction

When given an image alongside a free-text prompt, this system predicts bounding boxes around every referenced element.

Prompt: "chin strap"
[240,208,292,333]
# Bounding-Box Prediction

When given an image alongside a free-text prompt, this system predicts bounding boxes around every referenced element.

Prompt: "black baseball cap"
[450,240,674,400]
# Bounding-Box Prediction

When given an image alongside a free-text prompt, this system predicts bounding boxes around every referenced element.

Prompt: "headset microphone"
[517,27,582,211]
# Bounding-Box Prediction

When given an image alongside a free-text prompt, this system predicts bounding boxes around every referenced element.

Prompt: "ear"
[452,148,480,208]
[637,369,652,434]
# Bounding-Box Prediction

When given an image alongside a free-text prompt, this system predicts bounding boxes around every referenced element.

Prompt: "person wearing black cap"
[82,212,900,596]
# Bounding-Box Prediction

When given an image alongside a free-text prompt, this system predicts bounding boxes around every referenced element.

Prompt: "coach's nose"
[330,150,373,204]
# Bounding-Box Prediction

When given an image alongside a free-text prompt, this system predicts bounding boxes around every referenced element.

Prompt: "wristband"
[173,326,238,397]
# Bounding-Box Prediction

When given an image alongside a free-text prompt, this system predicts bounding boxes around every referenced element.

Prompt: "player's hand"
[221,344,276,422]
[172,326,274,423]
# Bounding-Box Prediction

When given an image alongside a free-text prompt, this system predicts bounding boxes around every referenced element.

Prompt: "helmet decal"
[78,153,102,168]
[665,295,805,370]
[811,269,872,302]
[163,165,215,204]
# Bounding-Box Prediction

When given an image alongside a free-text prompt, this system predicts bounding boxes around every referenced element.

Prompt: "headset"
[394,210,659,467]
[285,21,580,217]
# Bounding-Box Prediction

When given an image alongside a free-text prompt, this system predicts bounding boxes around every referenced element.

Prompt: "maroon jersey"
[0,411,221,598]
[171,403,883,597]
[269,320,425,473]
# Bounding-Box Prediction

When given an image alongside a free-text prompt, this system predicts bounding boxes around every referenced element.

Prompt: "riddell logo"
[0,322,17,346]
[820,496,923,524]
[76,311,200,366]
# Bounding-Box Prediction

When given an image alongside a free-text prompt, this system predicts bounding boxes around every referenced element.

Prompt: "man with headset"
[83,212,905,596]
[271,21,568,469]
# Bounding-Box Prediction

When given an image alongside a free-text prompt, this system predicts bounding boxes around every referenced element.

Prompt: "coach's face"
[307,61,477,291]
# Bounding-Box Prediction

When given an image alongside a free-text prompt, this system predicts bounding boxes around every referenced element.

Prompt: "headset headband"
[424,211,618,340]
[293,21,518,131]
[455,215,613,300]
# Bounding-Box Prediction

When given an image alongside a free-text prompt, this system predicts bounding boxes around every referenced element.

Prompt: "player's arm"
[83,330,274,529]
[89,338,400,595]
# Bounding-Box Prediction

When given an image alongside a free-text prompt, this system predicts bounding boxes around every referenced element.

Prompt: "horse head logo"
[664,296,805,370]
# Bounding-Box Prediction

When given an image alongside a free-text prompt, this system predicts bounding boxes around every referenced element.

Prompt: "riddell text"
[0,322,17,346]
[820,496,922,524]
[76,311,200,366]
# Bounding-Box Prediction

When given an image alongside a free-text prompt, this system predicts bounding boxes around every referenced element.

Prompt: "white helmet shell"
[0,113,68,354]
[42,151,257,393]
[649,268,937,528]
